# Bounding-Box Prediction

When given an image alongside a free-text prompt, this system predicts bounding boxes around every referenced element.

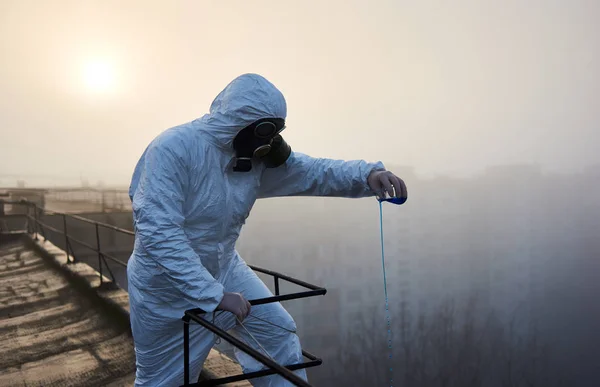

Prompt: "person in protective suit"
[127,73,407,386]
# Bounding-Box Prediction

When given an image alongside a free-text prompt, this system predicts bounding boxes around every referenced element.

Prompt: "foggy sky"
[1,0,599,186]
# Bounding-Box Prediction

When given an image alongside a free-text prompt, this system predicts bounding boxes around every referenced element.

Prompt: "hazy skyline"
[1,0,599,186]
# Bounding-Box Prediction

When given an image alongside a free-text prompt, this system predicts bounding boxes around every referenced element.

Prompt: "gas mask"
[232,118,292,172]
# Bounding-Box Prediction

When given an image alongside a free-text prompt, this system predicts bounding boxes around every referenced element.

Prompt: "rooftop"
[0,233,251,387]
[0,238,136,386]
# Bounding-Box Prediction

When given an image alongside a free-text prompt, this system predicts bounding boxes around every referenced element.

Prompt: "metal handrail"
[0,200,130,288]
[43,208,134,236]
[182,266,327,387]
[183,311,318,387]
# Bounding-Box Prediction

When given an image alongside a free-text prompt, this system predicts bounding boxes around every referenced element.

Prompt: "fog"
[1,0,599,186]
[1,0,599,386]
[26,166,600,386]
[236,165,600,386]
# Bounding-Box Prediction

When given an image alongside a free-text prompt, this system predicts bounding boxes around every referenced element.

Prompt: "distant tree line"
[326,297,568,387]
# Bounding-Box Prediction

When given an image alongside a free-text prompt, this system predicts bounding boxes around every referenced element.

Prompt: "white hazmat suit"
[127,73,385,386]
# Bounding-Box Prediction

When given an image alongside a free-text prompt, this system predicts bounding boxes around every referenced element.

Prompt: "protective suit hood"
[196,73,288,150]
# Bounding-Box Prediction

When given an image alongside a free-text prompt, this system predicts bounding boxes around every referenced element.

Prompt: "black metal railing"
[182,267,327,387]
[0,200,131,289]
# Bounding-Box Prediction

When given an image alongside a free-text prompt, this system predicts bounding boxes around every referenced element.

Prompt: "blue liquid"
[379,201,394,387]
[378,196,406,205]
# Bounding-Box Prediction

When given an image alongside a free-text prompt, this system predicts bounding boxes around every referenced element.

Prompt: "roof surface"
[0,240,136,386]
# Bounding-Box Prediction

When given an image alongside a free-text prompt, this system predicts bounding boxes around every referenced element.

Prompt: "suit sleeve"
[257,151,385,199]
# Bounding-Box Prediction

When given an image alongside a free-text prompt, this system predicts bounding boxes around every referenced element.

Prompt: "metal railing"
[182,268,327,387]
[44,188,131,213]
[1,199,131,289]
[1,199,327,386]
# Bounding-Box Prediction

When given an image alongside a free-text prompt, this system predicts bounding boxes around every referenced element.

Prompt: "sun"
[82,59,116,93]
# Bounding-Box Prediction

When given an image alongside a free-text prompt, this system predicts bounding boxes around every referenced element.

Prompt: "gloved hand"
[368,169,408,201]
[217,292,252,322]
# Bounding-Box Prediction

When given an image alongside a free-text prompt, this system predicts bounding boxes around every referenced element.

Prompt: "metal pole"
[183,318,190,386]
[185,312,311,387]
[248,265,324,291]
[63,214,70,263]
[33,203,39,240]
[95,223,103,285]
[0,200,4,236]
[24,202,31,234]
[249,290,326,307]
[274,276,280,296]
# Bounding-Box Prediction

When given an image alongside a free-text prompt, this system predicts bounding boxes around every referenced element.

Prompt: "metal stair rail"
[182,266,327,387]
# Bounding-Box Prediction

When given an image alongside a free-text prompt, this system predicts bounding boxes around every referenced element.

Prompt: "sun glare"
[82,59,116,93]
